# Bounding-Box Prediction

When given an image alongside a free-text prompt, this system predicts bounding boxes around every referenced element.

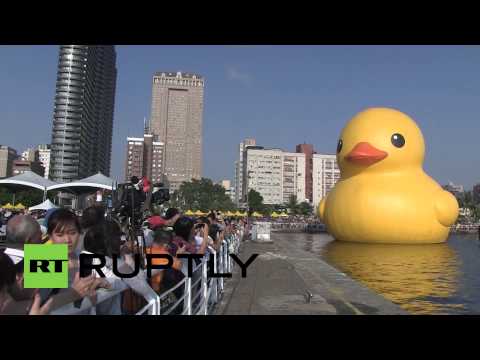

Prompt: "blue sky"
[0,45,479,189]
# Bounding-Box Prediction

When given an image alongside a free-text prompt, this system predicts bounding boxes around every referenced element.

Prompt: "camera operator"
[117,176,146,219]
[130,176,147,211]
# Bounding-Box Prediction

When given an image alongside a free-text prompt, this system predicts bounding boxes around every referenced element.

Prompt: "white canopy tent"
[46,173,117,195]
[0,171,59,202]
[28,199,58,211]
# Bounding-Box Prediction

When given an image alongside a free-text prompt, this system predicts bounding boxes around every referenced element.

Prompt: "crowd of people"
[0,205,246,315]
[252,214,324,232]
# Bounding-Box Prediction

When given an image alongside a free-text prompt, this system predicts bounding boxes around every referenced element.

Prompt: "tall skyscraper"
[149,71,204,192]
[296,143,314,202]
[49,45,117,183]
[234,138,256,206]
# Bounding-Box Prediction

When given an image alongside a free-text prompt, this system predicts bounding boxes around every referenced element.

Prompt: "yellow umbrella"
[234,211,243,217]
[240,211,248,217]
[279,212,289,217]
[2,203,14,209]
[271,211,280,218]
[252,211,263,217]
[184,210,194,216]
[14,203,25,210]
[225,211,234,216]
[194,210,205,216]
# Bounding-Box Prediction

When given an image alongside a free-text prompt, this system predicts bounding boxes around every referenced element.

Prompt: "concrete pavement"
[214,234,407,315]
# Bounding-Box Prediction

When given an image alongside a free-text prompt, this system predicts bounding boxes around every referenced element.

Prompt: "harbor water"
[284,232,480,314]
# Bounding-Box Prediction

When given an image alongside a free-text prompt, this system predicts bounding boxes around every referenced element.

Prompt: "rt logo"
[23,244,69,288]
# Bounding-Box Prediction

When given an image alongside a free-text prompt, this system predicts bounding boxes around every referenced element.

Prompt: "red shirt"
[147,216,168,229]
[141,177,151,193]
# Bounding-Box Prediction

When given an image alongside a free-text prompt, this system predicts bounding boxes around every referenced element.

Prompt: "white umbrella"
[29,199,58,211]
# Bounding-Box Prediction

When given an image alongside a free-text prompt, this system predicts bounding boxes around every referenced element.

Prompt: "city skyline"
[0,45,479,189]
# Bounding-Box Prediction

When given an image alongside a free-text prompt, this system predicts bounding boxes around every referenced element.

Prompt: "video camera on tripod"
[151,182,170,206]
[113,176,170,229]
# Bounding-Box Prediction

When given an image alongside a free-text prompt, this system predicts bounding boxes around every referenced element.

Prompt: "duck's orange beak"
[345,142,388,166]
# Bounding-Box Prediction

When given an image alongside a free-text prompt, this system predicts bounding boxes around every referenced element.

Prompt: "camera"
[112,181,145,229]
[151,183,170,205]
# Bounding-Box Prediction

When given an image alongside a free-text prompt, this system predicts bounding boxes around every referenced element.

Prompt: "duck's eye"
[391,133,405,148]
[337,139,343,153]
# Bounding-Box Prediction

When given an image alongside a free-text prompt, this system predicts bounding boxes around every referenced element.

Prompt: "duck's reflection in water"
[323,240,461,314]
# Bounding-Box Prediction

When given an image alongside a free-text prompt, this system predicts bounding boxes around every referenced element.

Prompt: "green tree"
[0,188,44,208]
[287,195,299,215]
[297,201,313,216]
[247,189,264,214]
[472,205,480,222]
[262,204,275,216]
[173,178,235,212]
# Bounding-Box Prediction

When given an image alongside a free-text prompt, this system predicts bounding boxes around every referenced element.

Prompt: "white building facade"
[37,145,51,179]
[312,154,341,209]
[234,138,256,206]
[243,148,307,206]
[219,179,236,203]
[282,152,306,204]
[244,148,283,205]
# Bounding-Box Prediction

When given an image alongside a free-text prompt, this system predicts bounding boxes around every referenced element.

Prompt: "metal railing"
[51,229,243,315]
[450,223,480,233]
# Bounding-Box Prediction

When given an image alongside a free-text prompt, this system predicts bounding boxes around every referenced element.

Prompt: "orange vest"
[145,245,182,292]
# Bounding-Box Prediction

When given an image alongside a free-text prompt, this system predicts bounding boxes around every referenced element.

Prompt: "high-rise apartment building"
[243,147,308,206]
[50,45,117,183]
[243,148,284,205]
[38,144,51,179]
[312,154,341,209]
[234,138,256,206]
[296,143,314,202]
[282,152,306,204]
[125,135,165,184]
[238,140,341,208]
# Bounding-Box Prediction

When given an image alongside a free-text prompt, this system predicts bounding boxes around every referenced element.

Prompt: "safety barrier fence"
[51,230,243,315]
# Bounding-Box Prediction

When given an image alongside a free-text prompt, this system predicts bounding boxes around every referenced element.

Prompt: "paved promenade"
[215,234,407,315]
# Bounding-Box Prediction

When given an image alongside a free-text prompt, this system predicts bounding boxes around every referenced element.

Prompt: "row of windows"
[154,77,204,87]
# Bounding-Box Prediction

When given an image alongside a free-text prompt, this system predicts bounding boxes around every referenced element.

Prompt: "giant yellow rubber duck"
[318,108,458,244]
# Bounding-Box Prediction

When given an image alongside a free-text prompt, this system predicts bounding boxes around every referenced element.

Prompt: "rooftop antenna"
[144,116,149,134]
